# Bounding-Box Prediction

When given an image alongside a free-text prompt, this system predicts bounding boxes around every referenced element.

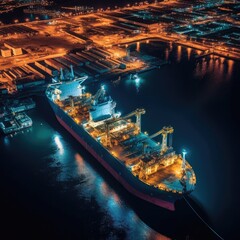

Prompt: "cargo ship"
[46,78,196,211]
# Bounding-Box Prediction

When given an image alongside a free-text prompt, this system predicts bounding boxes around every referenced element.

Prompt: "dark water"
[1,42,239,239]
[0,7,51,24]
[90,42,240,239]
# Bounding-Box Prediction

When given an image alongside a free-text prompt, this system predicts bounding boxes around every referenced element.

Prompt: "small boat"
[130,73,139,80]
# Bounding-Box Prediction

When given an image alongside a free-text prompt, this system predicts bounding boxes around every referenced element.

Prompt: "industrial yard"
[1,0,240,95]
[0,1,239,240]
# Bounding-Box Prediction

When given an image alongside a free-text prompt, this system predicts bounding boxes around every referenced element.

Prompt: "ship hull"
[49,100,182,211]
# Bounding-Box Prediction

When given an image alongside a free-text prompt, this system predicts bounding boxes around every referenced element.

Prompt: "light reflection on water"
[50,135,169,239]
[103,41,238,238]
[53,135,64,155]
[133,40,234,85]
[1,39,237,238]
[125,75,144,93]
[3,136,10,147]
[193,55,234,86]
[0,122,170,239]
[187,47,191,61]
[227,59,234,80]
[177,45,182,62]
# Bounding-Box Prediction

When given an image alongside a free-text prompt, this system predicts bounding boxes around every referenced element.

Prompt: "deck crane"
[105,108,146,147]
[120,108,146,132]
[148,126,174,154]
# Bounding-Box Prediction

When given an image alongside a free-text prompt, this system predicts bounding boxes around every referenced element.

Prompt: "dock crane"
[105,108,146,147]
[148,126,174,154]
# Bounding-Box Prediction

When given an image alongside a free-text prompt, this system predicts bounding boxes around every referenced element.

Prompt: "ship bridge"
[46,76,88,101]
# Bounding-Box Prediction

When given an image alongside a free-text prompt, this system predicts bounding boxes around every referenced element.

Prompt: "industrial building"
[4,42,23,56]
[35,61,59,77]
[0,25,38,37]
[0,47,12,57]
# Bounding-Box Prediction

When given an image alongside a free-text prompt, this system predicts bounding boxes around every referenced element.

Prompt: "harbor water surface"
[1,41,239,239]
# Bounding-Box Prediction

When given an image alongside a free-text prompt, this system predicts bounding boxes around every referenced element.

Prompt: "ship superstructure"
[46,79,196,210]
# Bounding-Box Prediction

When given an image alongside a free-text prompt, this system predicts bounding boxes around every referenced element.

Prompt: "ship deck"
[86,117,196,193]
[52,96,196,194]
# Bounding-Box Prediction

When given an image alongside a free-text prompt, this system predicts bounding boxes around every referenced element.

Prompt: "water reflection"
[165,48,169,61]
[53,134,64,155]
[227,60,234,80]
[177,45,182,62]
[187,47,192,61]
[218,57,224,78]
[134,76,141,92]
[196,50,202,56]
[3,136,10,147]
[194,54,233,85]
[73,150,168,239]
[125,74,143,93]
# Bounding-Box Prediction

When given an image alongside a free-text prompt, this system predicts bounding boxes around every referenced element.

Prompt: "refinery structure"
[46,79,196,210]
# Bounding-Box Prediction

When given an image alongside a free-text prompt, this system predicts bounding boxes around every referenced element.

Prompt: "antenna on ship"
[182,149,187,171]
[180,149,187,192]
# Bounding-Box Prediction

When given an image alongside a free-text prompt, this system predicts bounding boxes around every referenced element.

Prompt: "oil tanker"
[46,77,196,211]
